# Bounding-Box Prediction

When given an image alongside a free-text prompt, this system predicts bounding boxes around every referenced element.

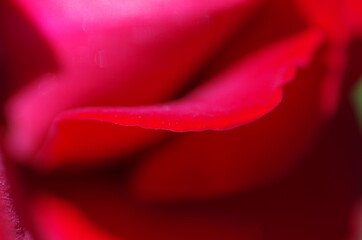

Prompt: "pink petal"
[6,0,261,162]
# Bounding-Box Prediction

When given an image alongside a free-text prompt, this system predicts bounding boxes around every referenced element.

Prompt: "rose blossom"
[0,0,362,239]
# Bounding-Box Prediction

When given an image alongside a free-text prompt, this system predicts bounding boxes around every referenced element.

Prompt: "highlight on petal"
[32,195,120,240]
[32,30,322,170]
[6,0,261,163]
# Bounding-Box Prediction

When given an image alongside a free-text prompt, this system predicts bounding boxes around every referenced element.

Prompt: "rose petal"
[32,195,120,240]
[6,0,311,169]
[347,0,362,36]
[23,98,361,240]
[294,0,362,113]
[64,30,321,130]
[132,43,328,200]
[0,184,15,240]
[0,1,58,107]
[30,30,322,170]
[0,158,27,240]
[6,0,261,162]
[295,0,356,42]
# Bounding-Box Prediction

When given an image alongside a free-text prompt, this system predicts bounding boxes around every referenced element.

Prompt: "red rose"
[0,0,361,239]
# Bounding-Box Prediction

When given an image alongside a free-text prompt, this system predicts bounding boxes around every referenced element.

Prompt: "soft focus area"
[0,0,362,239]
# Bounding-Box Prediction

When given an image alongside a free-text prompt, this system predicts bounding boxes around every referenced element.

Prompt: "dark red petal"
[349,202,362,240]
[294,1,359,116]
[32,195,121,240]
[0,159,27,240]
[0,0,58,108]
[31,30,322,170]
[22,98,361,240]
[131,34,328,201]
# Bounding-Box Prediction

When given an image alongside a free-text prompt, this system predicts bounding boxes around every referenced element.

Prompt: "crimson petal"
[33,30,322,170]
[22,97,361,240]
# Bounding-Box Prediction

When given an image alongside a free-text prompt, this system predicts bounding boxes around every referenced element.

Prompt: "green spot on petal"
[353,76,362,130]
